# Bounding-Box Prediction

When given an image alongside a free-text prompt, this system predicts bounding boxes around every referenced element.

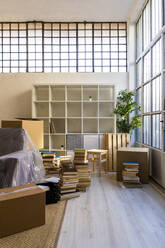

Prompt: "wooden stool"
[87,149,108,176]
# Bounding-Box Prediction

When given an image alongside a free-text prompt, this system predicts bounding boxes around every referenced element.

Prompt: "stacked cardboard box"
[122,161,140,186]
[61,168,79,195]
[41,152,61,175]
[73,149,91,191]
[0,184,45,238]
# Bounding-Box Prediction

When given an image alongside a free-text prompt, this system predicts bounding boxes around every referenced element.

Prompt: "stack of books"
[61,167,79,195]
[60,155,72,163]
[60,156,73,169]
[73,149,91,191]
[122,161,140,186]
[41,151,61,175]
[73,149,88,164]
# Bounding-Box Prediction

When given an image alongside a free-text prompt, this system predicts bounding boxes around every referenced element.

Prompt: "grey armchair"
[0,128,45,188]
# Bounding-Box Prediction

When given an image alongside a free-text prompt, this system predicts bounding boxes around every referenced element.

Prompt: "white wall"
[0,0,135,22]
[0,72,128,126]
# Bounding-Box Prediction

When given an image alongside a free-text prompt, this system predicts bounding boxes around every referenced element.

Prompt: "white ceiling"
[0,0,136,22]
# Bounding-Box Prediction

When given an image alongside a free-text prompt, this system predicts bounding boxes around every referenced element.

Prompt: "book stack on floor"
[40,152,61,176]
[122,161,141,187]
[73,149,91,192]
[60,156,73,169]
[60,155,72,163]
[60,167,80,200]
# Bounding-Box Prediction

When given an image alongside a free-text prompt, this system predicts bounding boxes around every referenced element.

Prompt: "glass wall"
[136,0,163,150]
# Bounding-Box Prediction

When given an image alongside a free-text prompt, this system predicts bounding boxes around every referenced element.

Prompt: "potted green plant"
[114,89,142,133]
[89,96,92,102]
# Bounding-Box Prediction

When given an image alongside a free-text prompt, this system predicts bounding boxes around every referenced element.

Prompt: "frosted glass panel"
[152,77,161,112]
[143,83,151,113]
[144,52,151,82]
[152,114,161,149]
[143,116,151,145]
[143,1,150,50]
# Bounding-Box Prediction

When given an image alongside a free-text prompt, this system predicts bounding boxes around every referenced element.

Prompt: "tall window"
[136,0,163,150]
[0,22,127,73]
[152,0,162,39]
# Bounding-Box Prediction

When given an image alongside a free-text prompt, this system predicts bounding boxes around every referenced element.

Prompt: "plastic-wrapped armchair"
[0,128,45,188]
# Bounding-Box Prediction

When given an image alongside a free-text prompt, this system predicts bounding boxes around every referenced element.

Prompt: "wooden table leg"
[92,155,95,173]
[98,154,101,176]
[105,152,108,174]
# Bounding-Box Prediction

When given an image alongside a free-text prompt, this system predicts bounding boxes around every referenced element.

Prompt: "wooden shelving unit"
[32,84,115,155]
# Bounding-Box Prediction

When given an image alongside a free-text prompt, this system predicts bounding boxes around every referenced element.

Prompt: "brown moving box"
[1,119,44,149]
[117,147,149,183]
[0,184,45,238]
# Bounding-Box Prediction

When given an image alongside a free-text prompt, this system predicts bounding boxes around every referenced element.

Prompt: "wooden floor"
[57,173,165,248]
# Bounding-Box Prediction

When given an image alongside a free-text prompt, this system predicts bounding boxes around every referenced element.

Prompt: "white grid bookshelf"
[32,84,115,154]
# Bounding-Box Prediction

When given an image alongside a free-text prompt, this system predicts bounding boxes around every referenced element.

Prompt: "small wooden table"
[87,149,108,176]
[117,147,149,183]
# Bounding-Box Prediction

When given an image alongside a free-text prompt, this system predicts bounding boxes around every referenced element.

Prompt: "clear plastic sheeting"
[0,128,45,188]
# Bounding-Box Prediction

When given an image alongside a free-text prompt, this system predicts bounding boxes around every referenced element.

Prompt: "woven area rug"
[0,200,66,248]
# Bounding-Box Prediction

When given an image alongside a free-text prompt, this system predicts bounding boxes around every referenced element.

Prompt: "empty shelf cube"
[99,102,114,117]
[51,102,65,117]
[34,102,49,117]
[51,135,65,150]
[67,86,81,101]
[51,86,65,101]
[67,102,81,117]
[99,85,114,101]
[83,119,98,133]
[34,85,49,101]
[51,118,65,133]
[99,119,114,133]
[83,102,98,117]
[67,119,81,133]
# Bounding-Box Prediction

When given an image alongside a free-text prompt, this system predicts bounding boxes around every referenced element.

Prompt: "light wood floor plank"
[57,173,165,248]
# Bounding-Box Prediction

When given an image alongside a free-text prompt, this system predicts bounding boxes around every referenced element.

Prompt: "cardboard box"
[0,184,45,238]
[1,119,44,149]
[117,147,149,183]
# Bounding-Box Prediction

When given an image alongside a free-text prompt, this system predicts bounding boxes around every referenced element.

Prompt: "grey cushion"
[0,128,44,188]
[0,128,25,156]
[0,158,17,188]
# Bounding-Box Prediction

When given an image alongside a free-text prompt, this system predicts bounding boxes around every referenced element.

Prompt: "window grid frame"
[135,0,164,151]
[0,21,127,73]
